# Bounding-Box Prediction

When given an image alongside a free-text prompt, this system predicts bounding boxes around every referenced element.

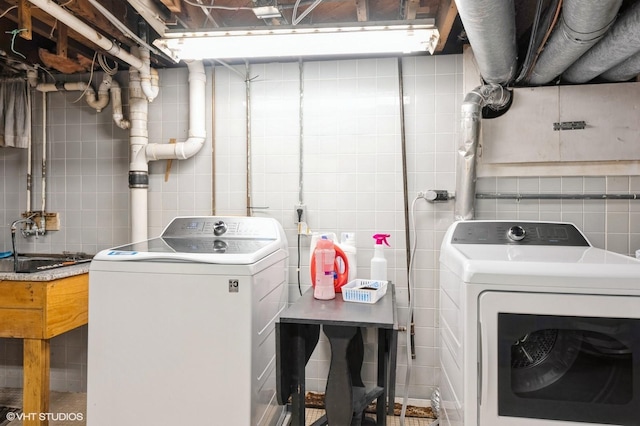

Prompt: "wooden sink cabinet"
[0,271,88,426]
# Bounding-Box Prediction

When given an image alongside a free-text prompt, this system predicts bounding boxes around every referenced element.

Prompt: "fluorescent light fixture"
[153,20,439,62]
[252,6,282,19]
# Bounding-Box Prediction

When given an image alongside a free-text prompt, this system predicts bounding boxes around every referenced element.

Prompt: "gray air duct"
[455,85,511,221]
[527,0,622,85]
[455,0,517,85]
[600,50,640,81]
[563,0,640,83]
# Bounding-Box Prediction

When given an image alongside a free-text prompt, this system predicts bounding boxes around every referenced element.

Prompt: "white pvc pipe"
[128,61,206,241]
[145,60,206,161]
[138,48,160,102]
[128,67,150,242]
[110,79,130,129]
[84,77,111,112]
[36,81,111,112]
[27,0,144,70]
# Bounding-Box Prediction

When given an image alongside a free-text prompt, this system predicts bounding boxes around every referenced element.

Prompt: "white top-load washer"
[87,216,289,426]
[438,220,640,426]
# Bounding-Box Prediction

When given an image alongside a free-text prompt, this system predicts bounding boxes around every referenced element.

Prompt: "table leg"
[323,325,358,426]
[377,328,388,426]
[277,323,320,426]
[23,338,50,426]
[387,328,398,416]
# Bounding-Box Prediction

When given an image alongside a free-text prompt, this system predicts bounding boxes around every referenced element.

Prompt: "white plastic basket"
[341,279,388,304]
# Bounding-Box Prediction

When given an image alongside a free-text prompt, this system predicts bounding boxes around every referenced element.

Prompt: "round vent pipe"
[563,0,640,83]
[527,0,622,85]
[455,0,517,85]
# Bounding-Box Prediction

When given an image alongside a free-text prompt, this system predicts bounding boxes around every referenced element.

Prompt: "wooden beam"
[435,0,457,53]
[18,0,32,40]
[159,0,182,13]
[404,0,419,20]
[56,22,68,58]
[355,0,369,22]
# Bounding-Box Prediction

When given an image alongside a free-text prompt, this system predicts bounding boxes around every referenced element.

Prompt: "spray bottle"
[313,236,336,300]
[370,234,390,281]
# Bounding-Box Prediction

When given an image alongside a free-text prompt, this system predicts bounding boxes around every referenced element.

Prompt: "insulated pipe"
[454,0,517,84]
[600,50,640,81]
[563,0,640,83]
[455,85,511,221]
[527,0,622,85]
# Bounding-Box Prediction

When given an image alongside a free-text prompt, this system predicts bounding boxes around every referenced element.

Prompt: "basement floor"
[0,388,436,425]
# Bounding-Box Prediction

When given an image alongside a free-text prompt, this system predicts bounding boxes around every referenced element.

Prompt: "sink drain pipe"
[454,84,511,221]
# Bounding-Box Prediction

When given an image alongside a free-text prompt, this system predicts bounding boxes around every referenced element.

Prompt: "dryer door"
[478,291,640,426]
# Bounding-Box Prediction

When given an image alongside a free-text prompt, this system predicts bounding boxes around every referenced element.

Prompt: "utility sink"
[0,252,93,273]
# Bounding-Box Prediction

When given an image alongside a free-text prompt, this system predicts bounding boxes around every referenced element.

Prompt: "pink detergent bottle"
[314,237,336,300]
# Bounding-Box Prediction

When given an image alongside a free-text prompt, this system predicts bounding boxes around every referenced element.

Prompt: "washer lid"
[93,216,287,264]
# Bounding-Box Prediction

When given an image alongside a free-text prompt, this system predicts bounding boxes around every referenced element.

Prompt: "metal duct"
[600,50,640,81]
[527,0,622,85]
[455,0,517,84]
[455,85,511,221]
[563,0,640,83]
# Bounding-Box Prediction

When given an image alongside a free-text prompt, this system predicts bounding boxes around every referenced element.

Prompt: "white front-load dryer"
[87,216,289,426]
[438,220,640,426]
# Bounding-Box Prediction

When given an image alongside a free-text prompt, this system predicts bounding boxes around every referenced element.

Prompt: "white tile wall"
[1,55,640,399]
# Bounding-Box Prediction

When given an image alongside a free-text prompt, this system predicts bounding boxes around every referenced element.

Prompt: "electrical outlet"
[294,204,306,224]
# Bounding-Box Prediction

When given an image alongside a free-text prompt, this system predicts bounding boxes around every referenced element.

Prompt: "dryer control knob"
[213,220,228,236]
[507,225,526,241]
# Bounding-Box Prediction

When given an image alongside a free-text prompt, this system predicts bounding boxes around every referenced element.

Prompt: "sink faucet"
[10,213,37,272]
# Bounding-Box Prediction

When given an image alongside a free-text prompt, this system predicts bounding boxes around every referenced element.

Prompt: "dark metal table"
[276,284,398,425]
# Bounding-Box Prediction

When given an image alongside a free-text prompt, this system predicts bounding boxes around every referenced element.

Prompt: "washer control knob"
[507,225,526,241]
[213,220,228,236]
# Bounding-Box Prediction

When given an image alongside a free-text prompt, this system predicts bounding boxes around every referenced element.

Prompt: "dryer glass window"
[497,314,640,425]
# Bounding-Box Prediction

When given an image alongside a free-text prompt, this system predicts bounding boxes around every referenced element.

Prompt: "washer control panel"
[161,216,280,240]
[451,221,590,246]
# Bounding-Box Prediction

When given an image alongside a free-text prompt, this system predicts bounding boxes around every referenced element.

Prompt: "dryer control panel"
[451,221,590,246]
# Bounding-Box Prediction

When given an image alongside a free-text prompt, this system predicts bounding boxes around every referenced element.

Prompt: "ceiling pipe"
[563,0,640,83]
[454,0,517,85]
[27,0,158,102]
[27,0,143,69]
[527,0,622,85]
[36,79,110,112]
[600,50,640,81]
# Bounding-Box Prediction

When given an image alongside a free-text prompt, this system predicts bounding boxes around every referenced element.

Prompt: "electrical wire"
[0,5,17,19]
[98,53,118,75]
[399,194,424,425]
[292,0,323,25]
[71,51,98,103]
